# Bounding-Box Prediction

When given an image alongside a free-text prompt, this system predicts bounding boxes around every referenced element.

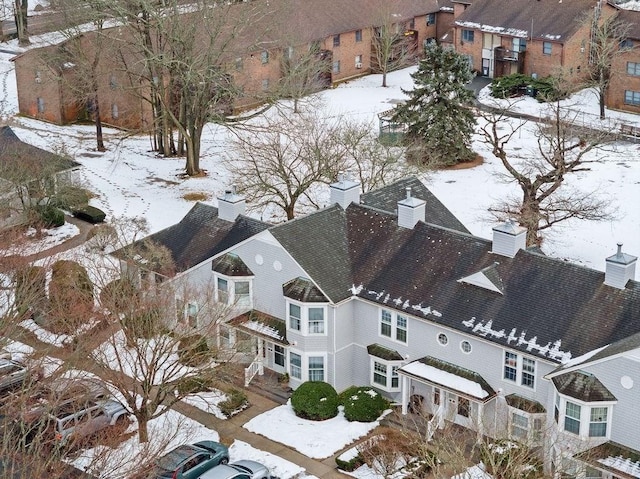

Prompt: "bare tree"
[371,7,417,87]
[479,94,616,246]
[278,42,331,113]
[14,0,28,46]
[583,9,633,119]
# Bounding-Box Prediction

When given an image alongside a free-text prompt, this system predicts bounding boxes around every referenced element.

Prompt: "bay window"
[370,357,401,392]
[286,301,326,336]
[289,303,301,331]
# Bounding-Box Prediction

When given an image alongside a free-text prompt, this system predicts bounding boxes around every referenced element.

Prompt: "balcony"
[494,46,524,62]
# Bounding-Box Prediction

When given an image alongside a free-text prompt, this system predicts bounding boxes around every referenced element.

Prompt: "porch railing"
[244,354,264,386]
[427,404,445,441]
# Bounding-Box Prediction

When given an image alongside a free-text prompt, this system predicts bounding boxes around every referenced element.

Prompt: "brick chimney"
[492,219,527,258]
[605,244,637,289]
[330,175,360,209]
[217,188,246,222]
[397,186,426,229]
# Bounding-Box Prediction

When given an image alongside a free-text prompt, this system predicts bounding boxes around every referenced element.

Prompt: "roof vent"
[217,187,246,222]
[491,219,526,258]
[604,243,637,289]
[397,186,426,229]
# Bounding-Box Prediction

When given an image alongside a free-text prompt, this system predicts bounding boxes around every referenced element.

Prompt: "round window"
[437,333,448,346]
[461,340,472,354]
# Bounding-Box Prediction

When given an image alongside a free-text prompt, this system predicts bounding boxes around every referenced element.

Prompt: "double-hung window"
[308,307,324,334]
[503,351,535,389]
[564,401,581,434]
[379,309,408,344]
[625,90,640,106]
[217,277,228,303]
[627,62,640,76]
[290,352,302,379]
[274,345,285,367]
[555,392,613,438]
[333,34,340,47]
[543,42,552,55]
[589,407,608,437]
[235,281,250,308]
[370,358,401,392]
[355,30,362,42]
[308,356,324,381]
[289,303,301,331]
[462,29,474,43]
[426,13,436,26]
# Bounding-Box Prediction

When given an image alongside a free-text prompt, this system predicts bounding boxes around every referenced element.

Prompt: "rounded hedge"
[36,205,65,228]
[340,386,389,422]
[291,381,339,421]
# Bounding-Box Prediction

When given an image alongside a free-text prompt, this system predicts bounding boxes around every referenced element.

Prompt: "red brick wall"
[607,46,640,113]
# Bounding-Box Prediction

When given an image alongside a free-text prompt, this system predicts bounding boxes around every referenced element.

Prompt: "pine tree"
[392,43,476,166]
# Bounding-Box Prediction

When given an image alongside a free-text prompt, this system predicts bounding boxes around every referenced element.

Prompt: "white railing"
[244,354,264,386]
[426,404,445,441]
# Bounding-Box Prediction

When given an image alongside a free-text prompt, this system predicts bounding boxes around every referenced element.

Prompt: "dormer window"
[212,253,254,310]
[286,300,326,336]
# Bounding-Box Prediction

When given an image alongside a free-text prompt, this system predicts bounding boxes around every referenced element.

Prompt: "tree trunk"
[284,203,295,220]
[382,70,388,88]
[520,188,541,246]
[599,89,606,120]
[94,99,106,152]
[14,0,29,46]
[136,415,149,443]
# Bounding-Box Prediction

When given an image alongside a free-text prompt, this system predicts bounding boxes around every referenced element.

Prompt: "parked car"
[153,441,230,479]
[197,461,271,479]
[47,398,129,446]
[0,358,29,395]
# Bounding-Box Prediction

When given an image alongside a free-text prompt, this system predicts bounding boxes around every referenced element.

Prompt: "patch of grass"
[182,192,210,202]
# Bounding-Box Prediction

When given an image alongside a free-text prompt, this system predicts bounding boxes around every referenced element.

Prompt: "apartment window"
[620,39,634,50]
[513,38,526,52]
[235,57,243,71]
[433,388,440,405]
[355,29,362,42]
[109,74,118,89]
[589,407,608,437]
[261,51,269,64]
[543,42,552,55]
[625,90,640,105]
[290,352,302,379]
[437,333,448,346]
[585,467,603,479]
[461,340,472,353]
[111,103,119,119]
[286,46,294,59]
[289,303,301,331]
[426,13,436,25]
[511,412,528,440]
[462,29,474,43]
[564,401,581,434]
[261,79,269,91]
[380,309,407,343]
[308,356,324,381]
[36,97,45,113]
[274,345,285,367]
[235,281,250,307]
[627,62,640,76]
[216,277,228,303]
[186,302,198,328]
[308,307,325,334]
[458,397,470,417]
[503,351,535,389]
[370,358,401,391]
[35,70,42,83]
[333,34,340,47]
[332,60,340,73]
[220,324,231,347]
[355,55,363,67]
[409,19,415,30]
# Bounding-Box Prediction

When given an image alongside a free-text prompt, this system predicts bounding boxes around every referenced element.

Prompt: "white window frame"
[186,302,198,328]
[508,408,545,445]
[379,309,408,344]
[502,350,536,390]
[308,354,325,382]
[261,51,269,64]
[288,303,301,331]
[369,356,401,392]
[286,301,327,336]
[214,273,253,308]
[554,392,614,439]
[289,350,302,380]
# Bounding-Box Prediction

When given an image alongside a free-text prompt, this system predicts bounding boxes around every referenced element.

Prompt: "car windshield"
[231,464,252,474]
[0,364,21,374]
[156,445,196,471]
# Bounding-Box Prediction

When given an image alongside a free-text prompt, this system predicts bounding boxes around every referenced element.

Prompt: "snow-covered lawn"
[182,390,229,420]
[19,317,99,348]
[243,402,384,460]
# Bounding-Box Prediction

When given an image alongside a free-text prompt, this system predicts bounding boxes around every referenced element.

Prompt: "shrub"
[219,388,249,417]
[86,224,117,251]
[72,205,106,224]
[335,449,363,472]
[14,265,47,317]
[122,305,162,340]
[340,386,389,422]
[99,277,139,314]
[48,260,94,333]
[35,205,65,228]
[177,335,211,367]
[490,73,566,102]
[175,373,216,395]
[290,381,339,421]
[50,186,91,210]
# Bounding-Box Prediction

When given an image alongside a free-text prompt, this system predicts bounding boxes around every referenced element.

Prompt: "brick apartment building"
[12,0,455,130]
[605,9,640,114]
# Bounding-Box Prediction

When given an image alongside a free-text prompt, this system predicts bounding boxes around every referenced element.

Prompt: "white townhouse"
[117,177,640,479]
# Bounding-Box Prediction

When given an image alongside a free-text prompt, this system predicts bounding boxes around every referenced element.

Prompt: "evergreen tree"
[392,43,476,166]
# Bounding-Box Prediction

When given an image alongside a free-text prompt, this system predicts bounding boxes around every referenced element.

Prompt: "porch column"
[401,375,410,415]
[477,401,484,441]
[258,340,264,376]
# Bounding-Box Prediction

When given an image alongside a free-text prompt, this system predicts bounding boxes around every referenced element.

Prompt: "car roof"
[157,444,201,470]
[230,460,266,473]
[197,465,243,479]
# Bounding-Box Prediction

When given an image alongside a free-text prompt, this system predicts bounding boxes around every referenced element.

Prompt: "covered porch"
[226,309,289,387]
[397,356,498,441]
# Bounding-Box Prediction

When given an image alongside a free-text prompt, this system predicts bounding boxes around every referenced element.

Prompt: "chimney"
[330,174,360,209]
[397,186,426,229]
[604,243,637,289]
[492,219,527,257]
[217,187,246,222]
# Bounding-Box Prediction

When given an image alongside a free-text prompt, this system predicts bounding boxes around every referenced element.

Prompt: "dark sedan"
[154,441,230,479]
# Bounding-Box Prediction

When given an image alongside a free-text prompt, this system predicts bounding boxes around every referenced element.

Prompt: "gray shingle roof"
[282,277,329,302]
[117,202,269,274]
[454,0,599,42]
[552,371,617,402]
[212,253,254,276]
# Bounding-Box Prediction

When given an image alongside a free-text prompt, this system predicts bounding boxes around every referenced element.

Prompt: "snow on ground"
[182,389,228,419]
[0,49,637,270]
[19,317,98,347]
[243,402,382,460]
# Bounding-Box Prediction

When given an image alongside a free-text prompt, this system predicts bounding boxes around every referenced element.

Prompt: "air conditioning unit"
[355,62,363,69]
